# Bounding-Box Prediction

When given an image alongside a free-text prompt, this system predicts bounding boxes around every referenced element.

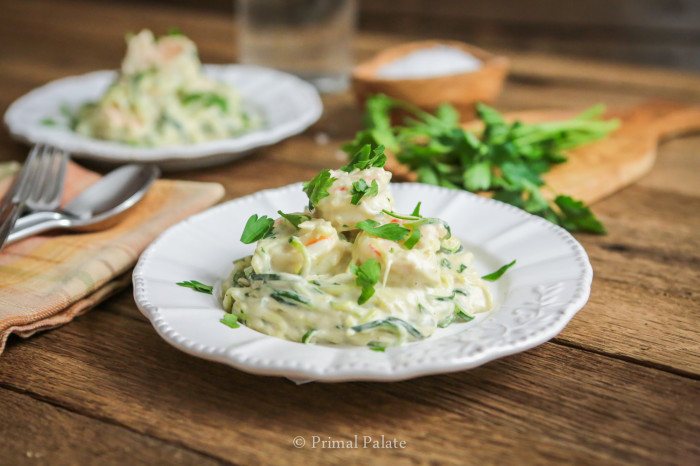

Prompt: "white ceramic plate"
[133,183,592,382]
[4,65,322,170]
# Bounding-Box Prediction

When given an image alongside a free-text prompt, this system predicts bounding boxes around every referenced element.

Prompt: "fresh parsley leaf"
[220,313,240,328]
[476,102,507,128]
[277,210,310,228]
[458,264,468,273]
[482,260,516,281]
[382,210,419,221]
[341,94,399,155]
[554,195,607,234]
[350,179,379,205]
[342,144,387,172]
[462,161,491,191]
[411,201,422,217]
[440,258,451,269]
[176,280,213,294]
[355,219,409,241]
[351,179,369,204]
[436,103,460,127]
[240,214,274,244]
[492,190,525,208]
[350,258,381,305]
[403,226,421,250]
[378,215,448,250]
[417,165,439,185]
[40,118,57,126]
[522,181,550,213]
[501,161,544,189]
[303,169,337,208]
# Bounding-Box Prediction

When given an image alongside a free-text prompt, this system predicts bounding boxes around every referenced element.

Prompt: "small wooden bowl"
[352,40,510,119]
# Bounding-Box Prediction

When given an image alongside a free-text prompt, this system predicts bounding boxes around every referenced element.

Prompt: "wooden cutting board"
[385,101,700,204]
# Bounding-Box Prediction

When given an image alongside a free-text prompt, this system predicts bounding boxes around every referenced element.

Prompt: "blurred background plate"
[3,65,323,170]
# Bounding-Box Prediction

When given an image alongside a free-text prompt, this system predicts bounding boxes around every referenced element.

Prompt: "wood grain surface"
[357,0,700,72]
[0,0,698,464]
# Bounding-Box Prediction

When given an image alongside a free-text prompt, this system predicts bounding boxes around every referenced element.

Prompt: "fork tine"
[41,148,69,207]
[20,145,70,212]
[28,145,52,206]
[0,146,43,247]
[15,146,42,203]
[7,145,42,206]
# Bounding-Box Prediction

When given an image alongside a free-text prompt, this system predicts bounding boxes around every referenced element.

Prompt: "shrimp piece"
[314,167,395,231]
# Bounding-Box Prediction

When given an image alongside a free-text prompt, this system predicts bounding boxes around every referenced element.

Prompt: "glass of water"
[236,0,357,93]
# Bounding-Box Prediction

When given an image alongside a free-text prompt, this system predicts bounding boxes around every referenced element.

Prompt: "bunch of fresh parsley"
[343,95,620,234]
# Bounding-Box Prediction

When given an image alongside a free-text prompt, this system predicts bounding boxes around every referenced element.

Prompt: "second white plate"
[133,183,592,382]
[4,65,323,170]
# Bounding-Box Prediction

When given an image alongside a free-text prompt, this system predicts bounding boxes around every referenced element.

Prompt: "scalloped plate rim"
[133,182,593,382]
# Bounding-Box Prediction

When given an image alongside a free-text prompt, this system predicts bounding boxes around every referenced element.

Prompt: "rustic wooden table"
[1,1,698,464]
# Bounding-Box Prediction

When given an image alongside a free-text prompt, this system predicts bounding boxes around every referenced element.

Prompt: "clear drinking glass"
[236,0,356,93]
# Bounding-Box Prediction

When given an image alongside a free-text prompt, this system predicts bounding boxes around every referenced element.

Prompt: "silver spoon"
[6,164,160,244]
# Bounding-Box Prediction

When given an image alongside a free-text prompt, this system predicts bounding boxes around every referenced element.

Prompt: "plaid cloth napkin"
[0,160,224,354]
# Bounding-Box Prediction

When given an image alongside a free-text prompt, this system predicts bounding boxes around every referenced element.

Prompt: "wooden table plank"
[0,387,223,465]
[502,51,700,99]
[1,0,699,463]
[0,305,698,465]
[637,136,700,197]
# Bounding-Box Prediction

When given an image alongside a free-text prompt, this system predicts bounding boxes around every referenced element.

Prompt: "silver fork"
[0,145,67,250]
[24,145,69,213]
[13,145,70,231]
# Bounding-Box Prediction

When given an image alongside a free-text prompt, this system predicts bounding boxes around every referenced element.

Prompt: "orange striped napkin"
[0,161,224,354]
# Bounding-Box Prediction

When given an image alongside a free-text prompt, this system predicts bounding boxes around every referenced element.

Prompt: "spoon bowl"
[7,164,159,244]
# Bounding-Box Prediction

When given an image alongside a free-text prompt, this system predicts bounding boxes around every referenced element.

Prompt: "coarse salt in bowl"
[352,40,509,119]
[374,45,483,80]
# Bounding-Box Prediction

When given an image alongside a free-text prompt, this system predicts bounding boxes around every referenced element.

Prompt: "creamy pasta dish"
[220,145,496,351]
[73,29,259,146]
